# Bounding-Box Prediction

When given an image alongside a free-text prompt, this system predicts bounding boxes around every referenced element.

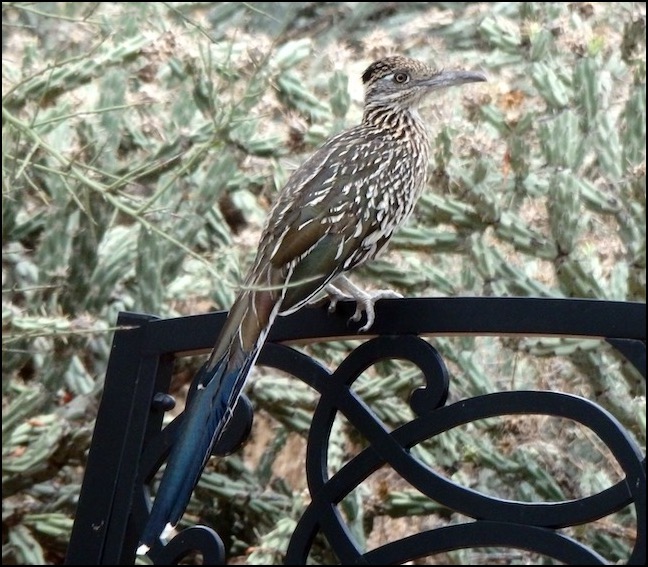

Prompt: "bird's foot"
[326,276,401,332]
[348,289,402,332]
[324,284,353,313]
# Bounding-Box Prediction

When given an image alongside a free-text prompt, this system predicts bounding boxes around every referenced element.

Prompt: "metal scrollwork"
[64,298,646,565]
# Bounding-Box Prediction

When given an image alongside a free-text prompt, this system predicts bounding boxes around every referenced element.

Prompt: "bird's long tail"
[140,284,281,549]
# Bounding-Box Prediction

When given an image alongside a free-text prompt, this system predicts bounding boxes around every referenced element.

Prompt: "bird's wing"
[249,130,395,313]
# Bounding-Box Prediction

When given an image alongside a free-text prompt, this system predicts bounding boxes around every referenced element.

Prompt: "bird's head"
[362,55,486,110]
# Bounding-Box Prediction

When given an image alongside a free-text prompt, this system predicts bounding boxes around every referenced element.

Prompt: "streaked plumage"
[140,55,486,550]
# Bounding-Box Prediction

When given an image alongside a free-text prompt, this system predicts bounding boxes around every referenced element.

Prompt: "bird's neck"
[361,103,428,142]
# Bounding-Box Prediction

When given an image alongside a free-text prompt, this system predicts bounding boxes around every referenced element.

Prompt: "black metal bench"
[64,297,646,565]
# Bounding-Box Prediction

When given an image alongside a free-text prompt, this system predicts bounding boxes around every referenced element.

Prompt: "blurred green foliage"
[2,2,645,565]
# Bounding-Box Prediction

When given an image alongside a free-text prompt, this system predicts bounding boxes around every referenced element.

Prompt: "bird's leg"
[323,282,353,313]
[327,275,402,332]
[307,283,351,310]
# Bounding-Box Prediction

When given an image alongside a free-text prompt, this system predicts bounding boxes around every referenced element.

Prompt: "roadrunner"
[140,55,485,549]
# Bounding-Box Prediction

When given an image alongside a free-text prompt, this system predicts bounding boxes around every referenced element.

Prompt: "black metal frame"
[64,297,646,565]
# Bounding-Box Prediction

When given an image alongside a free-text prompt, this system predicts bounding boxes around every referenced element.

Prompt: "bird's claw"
[325,278,401,332]
[349,289,402,332]
[324,285,352,313]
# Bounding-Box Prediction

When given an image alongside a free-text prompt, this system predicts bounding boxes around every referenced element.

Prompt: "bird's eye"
[393,72,410,84]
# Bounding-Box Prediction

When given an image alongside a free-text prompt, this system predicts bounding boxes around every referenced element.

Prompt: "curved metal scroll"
[65,297,646,565]
[264,339,645,565]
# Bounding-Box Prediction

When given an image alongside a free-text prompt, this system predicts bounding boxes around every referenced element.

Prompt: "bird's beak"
[422,69,487,90]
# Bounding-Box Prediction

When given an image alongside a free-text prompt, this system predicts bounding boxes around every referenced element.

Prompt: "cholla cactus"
[2,2,644,564]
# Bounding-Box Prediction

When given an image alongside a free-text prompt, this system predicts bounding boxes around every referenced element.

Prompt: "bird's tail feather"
[140,345,260,547]
[141,286,279,547]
